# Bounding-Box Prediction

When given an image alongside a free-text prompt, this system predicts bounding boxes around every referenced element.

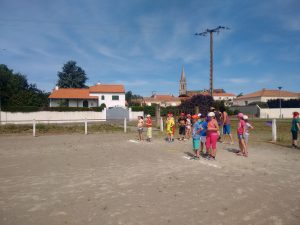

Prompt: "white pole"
[85,119,87,135]
[160,117,163,132]
[272,118,277,142]
[33,119,36,137]
[124,117,127,133]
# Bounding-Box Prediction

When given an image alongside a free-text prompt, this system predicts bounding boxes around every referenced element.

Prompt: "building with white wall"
[143,94,182,107]
[233,89,299,106]
[49,84,125,108]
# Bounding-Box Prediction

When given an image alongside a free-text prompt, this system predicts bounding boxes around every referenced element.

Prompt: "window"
[83,100,88,107]
[112,95,119,100]
[101,95,105,100]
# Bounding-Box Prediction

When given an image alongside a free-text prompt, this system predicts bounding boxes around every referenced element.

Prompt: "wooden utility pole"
[195,26,229,98]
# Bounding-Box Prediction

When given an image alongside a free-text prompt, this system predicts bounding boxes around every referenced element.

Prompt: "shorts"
[244,133,249,144]
[179,126,186,135]
[200,136,206,143]
[237,133,245,140]
[223,124,231,134]
[147,127,152,138]
[193,139,200,150]
[292,131,298,140]
[138,128,143,134]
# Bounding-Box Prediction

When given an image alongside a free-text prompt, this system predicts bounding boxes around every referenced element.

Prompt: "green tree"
[0,64,49,108]
[125,91,133,105]
[179,94,213,116]
[57,60,88,88]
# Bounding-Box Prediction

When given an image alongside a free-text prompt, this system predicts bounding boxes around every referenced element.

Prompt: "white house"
[233,89,299,106]
[212,92,236,106]
[143,94,182,107]
[49,84,125,108]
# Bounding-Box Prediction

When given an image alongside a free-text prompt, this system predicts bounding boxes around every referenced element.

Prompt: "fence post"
[85,119,88,135]
[272,118,277,142]
[124,117,127,133]
[33,119,36,137]
[160,117,163,132]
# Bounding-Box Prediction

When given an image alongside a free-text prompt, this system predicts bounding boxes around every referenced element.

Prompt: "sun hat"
[208,112,215,117]
[146,114,151,117]
[243,115,248,120]
[238,112,244,118]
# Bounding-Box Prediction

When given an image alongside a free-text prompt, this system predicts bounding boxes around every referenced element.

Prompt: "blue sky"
[0,0,299,96]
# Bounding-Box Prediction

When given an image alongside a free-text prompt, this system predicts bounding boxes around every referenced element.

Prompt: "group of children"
[137,110,255,160]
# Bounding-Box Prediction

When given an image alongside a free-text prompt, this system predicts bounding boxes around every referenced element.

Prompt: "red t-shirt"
[146,118,152,128]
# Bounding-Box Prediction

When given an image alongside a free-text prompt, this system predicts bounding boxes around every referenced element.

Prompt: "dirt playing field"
[0,132,300,225]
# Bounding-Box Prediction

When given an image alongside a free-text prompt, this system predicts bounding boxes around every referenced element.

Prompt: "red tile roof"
[49,88,98,99]
[213,92,236,97]
[236,89,298,99]
[144,95,181,102]
[89,84,125,93]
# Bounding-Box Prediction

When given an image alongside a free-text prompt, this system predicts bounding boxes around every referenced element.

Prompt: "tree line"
[0,61,88,110]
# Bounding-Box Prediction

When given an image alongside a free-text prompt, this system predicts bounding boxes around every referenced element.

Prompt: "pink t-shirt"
[237,120,245,134]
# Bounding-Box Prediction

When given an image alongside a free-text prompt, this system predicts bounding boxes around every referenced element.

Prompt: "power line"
[195,26,229,97]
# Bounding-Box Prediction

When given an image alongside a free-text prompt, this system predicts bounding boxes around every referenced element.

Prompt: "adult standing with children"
[220,107,234,144]
[206,112,219,160]
[291,112,300,148]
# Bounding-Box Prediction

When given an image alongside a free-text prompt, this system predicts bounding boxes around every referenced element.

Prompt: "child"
[166,114,175,142]
[243,115,254,156]
[178,113,187,141]
[137,116,144,141]
[236,113,247,157]
[291,112,300,148]
[146,114,152,142]
[206,112,219,160]
[192,114,201,159]
[199,114,208,155]
[185,114,192,140]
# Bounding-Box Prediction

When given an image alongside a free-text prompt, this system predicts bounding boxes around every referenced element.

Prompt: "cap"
[146,114,151,117]
[238,112,244,118]
[208,112,215,117]
[243,115,248,120]
[210,107,215,110]
[192,114,198,119]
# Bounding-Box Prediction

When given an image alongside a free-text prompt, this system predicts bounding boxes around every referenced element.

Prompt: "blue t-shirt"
[199,121,207,136]
[192,122,201,140]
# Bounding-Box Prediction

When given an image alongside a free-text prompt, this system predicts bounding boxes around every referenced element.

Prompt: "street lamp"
[278,86,282,118]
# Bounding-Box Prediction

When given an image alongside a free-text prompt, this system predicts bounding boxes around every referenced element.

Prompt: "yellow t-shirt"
[166,118,175,134]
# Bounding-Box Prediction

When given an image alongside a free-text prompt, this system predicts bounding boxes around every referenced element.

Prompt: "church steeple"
[179,67,187,96]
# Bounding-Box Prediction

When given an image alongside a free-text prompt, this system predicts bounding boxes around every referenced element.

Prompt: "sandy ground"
[0,132,300,225]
